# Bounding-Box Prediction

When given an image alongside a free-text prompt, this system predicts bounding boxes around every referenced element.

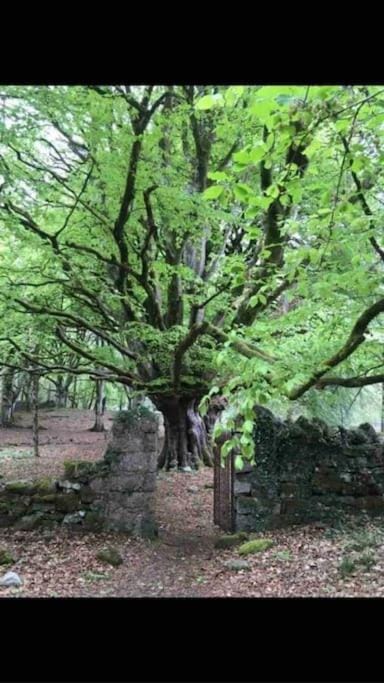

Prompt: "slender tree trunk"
[1,370,14,427]
[32,372,40,457]
[70,377,78,408]
[381,383,384,433]
[87,384,96,410]
[55,376,66,408]
[21,374,32,412]
[90,380,105,432]
[154,395,214,471]
[63,375,73,408]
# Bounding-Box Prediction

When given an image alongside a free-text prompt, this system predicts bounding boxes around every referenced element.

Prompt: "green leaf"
[224,86,245,106]
[196,94,224,110]
[243,420,254,434]
[233,150,251,165]
[222,440,234,457]
[207,171,228,181]
[248,144,267,163]
[234,455,244,470]
[203,185,224,200]
[234,183,252,201]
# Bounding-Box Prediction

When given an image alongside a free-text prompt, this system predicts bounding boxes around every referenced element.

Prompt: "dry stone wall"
[234,406,384,532]
[0,409,159,539]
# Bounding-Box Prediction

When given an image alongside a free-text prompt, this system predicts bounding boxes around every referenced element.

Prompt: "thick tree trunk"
[154,396,214,471]
[90,379,105,432]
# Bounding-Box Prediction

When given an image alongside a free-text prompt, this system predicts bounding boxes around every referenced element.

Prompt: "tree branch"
[13,298,138,361]
[288,298,384,400]
[204,323,277,362]
[316,373,384,388]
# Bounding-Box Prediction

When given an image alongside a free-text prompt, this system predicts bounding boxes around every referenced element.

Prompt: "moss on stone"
[115,406,157,427]
[34,478,56,494]
[64,461,98,481]
[79,486,96,504]
[0,501,11,514]
[31,494,57,504]
[83,511,103,530]
[0,496,30,517]
[214,532,249,549]
[238,538,273,555]
[5,480,35,495]
[96,546,123,566]
[54,493,80,513]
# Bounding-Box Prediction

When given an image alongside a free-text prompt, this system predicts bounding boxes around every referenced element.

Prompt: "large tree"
[0,85,383,469]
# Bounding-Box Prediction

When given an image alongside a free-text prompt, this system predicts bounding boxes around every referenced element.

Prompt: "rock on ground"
[0,571,23,587]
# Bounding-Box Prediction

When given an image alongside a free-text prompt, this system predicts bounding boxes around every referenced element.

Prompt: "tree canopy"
[0,84,383,468]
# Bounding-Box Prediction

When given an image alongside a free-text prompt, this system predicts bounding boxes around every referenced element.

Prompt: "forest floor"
[1,408,384,597]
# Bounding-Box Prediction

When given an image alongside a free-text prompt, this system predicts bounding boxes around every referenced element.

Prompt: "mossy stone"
[79,486,96,504]
[214,532,249,549]
[96,547,123,567]
[34,478,56,494]
[238,538,274,555]
[0,497,29,516]
[5,481,35,495]
[55,493,80,513]
[83,511,103,530]
[14,513,45,530]
[31,494,57,504]
[64,461,97,481]
[115,406,156,428]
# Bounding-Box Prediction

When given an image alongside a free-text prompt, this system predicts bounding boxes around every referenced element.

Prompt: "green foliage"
[344,529,382,552]
[0,548,15,565]
[356,551,376,571]
[339,555,356,577]
[0,83,383,463]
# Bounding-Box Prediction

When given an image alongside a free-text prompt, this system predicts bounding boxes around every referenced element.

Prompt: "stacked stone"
[234,407,384,532]
[0,410,159,539]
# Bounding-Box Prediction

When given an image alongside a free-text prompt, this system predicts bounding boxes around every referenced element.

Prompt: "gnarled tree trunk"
[154,395,217,471]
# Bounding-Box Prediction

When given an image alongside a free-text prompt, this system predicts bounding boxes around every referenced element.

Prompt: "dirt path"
[1,409,384,597]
